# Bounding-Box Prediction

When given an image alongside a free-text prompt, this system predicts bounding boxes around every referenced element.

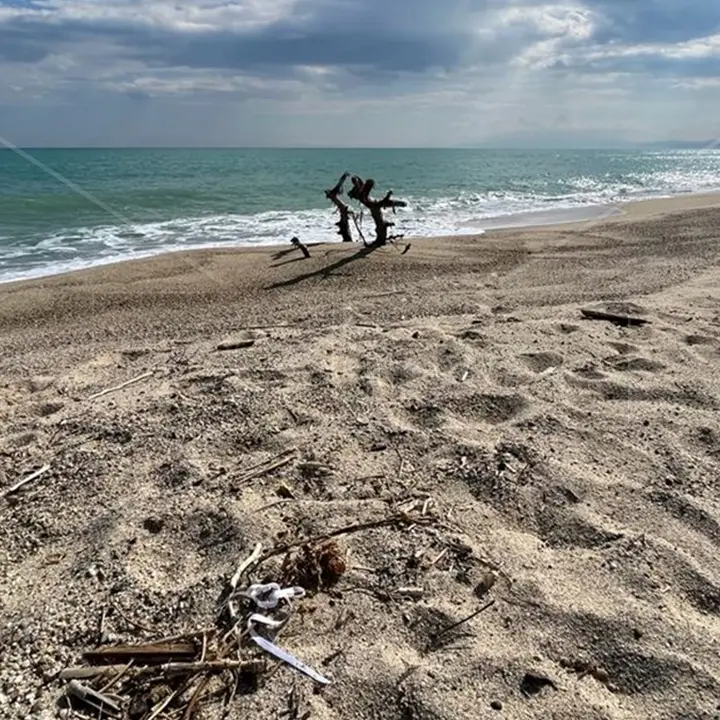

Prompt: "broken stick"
[258,512,428,562]
[430,599,495,647]
[291,236,311,258]
[87,371,154,401]
[83,640,197,665]
[216,339,255,351]
[234,449,297,484]
[580,309,650,327]
[66,680,122,717]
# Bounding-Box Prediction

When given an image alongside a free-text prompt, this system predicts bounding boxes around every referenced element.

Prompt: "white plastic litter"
[240,583,306,609]
[239,583,331,685]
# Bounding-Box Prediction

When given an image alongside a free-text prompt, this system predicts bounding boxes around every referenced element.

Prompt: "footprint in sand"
[603,356,666,373]
[571,362,606,380]
[684,334,717,347]
[518,351,564,374]
[449,392,528,424]
[607,341,639,355]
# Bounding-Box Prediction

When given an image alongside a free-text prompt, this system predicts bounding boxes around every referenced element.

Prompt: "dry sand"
[1,193,720,719]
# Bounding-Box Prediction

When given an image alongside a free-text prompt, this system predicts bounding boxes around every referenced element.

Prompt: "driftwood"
[348,176,407,246]
[84,640,197,665]
[291,236,311,258]
[325,172,354,243]
[216,339,255,351]
[580,309,650,327]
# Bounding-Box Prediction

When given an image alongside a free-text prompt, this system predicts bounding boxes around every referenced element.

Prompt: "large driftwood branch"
[580,309,650,326]
[348,176,407,246]
[325,172,354,243]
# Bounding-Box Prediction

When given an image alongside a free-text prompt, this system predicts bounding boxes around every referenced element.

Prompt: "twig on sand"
[291,236,311,258]
[254,498,295,513]
[184,675,211,720]
[226,542,264,633]
[147,684,185,720]
[230,542,263,592]
[216,339,256,352]
[2,464,51,497]
[234,450,298,484]
[87,371,154,401]
[109,601,158,634]
[258,513,429,562]
[99,662,133,693]
[430,600,495,647]
[97,606,107,645]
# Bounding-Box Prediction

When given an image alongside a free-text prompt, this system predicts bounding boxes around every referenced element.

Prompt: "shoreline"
[2,189,720,289]
[1,189,719,348]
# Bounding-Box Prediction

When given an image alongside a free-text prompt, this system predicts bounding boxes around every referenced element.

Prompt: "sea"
[1,147,720,284]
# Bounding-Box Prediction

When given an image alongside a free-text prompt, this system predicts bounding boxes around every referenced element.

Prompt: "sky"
[0,0,719,147]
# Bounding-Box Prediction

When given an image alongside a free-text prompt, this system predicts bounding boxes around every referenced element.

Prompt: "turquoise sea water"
[1,147,719,283]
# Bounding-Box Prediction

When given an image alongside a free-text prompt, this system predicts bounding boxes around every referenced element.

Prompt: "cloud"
[587,0,720,45]
[0,0,719,145]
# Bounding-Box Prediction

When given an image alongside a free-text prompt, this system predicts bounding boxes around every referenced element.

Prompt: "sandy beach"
[1,192,720,719]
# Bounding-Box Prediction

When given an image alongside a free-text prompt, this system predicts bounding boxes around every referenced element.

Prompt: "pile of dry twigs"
[56,513,423,719]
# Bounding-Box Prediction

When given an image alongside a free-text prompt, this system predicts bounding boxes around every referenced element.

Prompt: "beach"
[1,191,720,718]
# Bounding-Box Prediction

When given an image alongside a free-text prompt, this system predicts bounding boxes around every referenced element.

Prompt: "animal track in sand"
[181,508,244,561]
[535,505,624,549]
[625,537,720,617]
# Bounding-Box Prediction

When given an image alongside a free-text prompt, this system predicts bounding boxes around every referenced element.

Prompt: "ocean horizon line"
[2,143,716,152]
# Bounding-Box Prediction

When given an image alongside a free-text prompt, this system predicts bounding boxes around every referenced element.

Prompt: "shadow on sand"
[266,244,381,289]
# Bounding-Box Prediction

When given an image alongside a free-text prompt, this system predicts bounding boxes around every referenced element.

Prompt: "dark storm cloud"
[133,29,466,73]
[0,0,540,73]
